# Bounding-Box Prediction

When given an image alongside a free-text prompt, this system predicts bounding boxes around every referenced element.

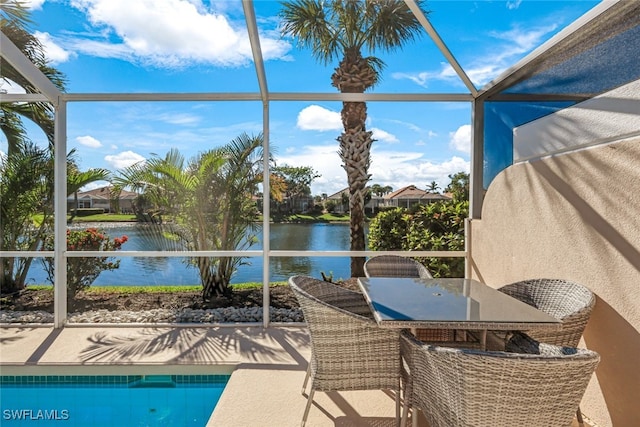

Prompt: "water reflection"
[26,222,364,285]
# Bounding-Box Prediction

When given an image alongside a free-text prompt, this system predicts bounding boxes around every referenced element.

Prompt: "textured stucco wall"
[470,82,640,427]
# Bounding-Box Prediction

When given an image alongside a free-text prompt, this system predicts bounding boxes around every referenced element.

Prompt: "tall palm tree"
[280,0,427,276]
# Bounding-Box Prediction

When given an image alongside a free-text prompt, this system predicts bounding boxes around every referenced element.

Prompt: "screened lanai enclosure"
[1,1,639,425]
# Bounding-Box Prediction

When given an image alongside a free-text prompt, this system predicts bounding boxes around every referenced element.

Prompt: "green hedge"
[368,200,468,277]
[71,208,106,216]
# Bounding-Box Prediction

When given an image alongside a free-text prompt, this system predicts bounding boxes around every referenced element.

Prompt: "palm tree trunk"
[338,120,373,277]
[333,49,376,277]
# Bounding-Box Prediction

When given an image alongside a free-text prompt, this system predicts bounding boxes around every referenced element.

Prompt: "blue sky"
[2,0,600,196]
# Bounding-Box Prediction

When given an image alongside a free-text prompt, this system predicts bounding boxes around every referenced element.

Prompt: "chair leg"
[576,406,584,425]
[301,364,310,394]
[395,388,401,427]
[301,389,315,427]
[401,380,412,427]
[400,400,409,427]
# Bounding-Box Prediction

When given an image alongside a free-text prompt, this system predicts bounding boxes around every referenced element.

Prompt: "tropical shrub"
[368,200,468,277]
[367,208,410,249]
[1,143,53,293]
[113,133,266,300]
[42,228,128,297]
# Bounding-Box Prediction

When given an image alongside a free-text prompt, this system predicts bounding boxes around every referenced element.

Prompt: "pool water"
[0,375,229,427]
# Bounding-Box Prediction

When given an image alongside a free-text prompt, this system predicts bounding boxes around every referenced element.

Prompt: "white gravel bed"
[0,306,303,324]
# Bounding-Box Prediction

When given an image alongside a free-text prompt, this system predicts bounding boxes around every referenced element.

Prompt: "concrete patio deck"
[0,325,592,426]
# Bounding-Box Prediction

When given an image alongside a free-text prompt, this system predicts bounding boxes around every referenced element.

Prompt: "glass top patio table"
[357,277,562,331]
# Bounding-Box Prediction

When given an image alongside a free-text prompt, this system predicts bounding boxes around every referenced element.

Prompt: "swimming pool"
[0,375,229,426]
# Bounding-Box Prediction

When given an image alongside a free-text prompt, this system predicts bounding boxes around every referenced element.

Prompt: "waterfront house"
[383,185,450,209]
[326,188,385,214]
[67,186,138,214]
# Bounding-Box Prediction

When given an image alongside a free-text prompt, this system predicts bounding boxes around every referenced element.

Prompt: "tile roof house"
[67,186,138,214]
[383,185,450,208]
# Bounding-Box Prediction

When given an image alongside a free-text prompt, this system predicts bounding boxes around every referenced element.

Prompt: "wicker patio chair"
[364,254,433,279]
[399,330,600,427]
[497,278,596,347]
[364,255,464,344]
[497,278,597,424]
[289,275,402,427]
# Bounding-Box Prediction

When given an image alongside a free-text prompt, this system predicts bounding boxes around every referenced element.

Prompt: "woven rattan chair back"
[498,278,596,347]
[364,255,433,279]
[289,275,402,427]
[400,331,600,427]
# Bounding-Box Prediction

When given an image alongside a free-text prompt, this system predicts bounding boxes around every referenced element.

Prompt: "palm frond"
[279,0,339,65]
[67,169,111,195]
[0,0,33,27]
[365,0,428,53]
[0,107,27,153]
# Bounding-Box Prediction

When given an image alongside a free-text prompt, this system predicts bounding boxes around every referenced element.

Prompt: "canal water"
[25,223,366,286]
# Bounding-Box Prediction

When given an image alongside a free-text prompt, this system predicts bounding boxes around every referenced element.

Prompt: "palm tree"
[1,2,109,292]
[1,0,66,152]
[427,181,440,193]
[280,0,427,276]
[115,133,268,300]
[0,143,112,292]
[113,147,190,223]
[0,141,50,291]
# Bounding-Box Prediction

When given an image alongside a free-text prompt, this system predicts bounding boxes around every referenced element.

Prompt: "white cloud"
[104,151,145,169]
[65,0,290,68]
[23,0,45,10]
[449,125,471,154]
[468,23,560,85]
[394,22,559,87]
[76,135,103,148]
[392,62,458,88]
[297,105,342,131]
[506,0,523,10]
[35,31,72,64]
[0,80,26,94]
[276,144,346,195]
[387,119,423,133]
[371,127,399,143]
[370,151,469,192]
[80,180,110,192]
[490,24,558,56]
[156,112,201,125]
[277,139,470,196]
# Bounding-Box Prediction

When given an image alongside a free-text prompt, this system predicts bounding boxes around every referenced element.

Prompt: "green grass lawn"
[71,213,137,222]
